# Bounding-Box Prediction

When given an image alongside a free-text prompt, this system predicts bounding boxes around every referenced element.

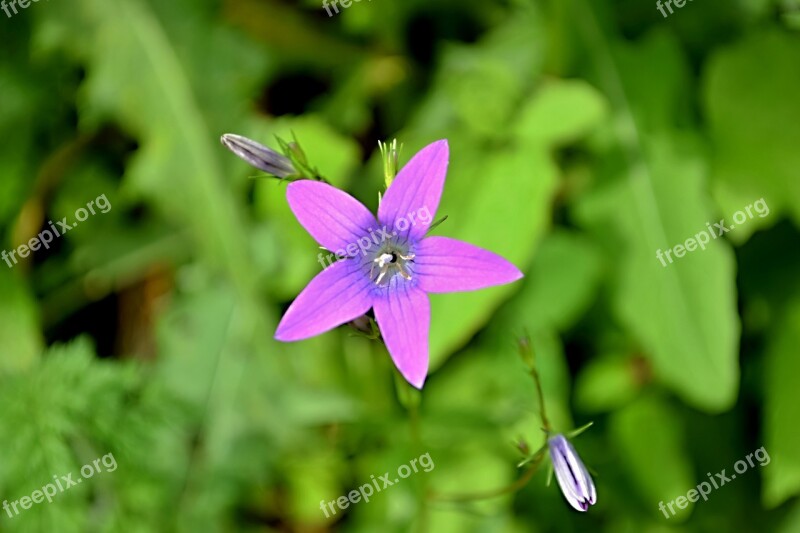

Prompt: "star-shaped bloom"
[274,140,523,388]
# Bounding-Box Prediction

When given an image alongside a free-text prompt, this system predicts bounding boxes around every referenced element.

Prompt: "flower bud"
[221,133,296,178]
[379,139,401,188]
[548,434,596,512]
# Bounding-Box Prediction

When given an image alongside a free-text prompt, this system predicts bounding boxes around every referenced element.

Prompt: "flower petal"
[378,140,449,240]
[548,435,596,512]
[275,259,373,341]
[286,180,377,253]
[373,285,430,388]
[414,237,523,293]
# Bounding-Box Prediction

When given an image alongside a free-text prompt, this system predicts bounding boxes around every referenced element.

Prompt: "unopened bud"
[221,133,296,178]
[379,139,401,188]
[548,434,596,512]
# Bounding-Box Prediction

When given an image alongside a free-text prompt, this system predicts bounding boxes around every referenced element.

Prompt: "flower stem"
[519,334,551,433]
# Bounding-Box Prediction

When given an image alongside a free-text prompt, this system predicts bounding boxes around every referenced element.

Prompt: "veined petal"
[373,285,430,388]
[378,140,448,240]
[415,237,523,294]
[275,259,373,341]
[548,435,596,512]
[286,180,377,253]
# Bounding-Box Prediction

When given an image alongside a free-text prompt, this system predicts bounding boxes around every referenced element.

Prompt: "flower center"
[368,246,415,286]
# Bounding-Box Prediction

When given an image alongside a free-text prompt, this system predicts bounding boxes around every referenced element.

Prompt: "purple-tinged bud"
[220,133,296,178]
[548,434,596,512]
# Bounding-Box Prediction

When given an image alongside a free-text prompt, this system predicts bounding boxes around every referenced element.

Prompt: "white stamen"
[376,253,393,267]
[370,251,414,285]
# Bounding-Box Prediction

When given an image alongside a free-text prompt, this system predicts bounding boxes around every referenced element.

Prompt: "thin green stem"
[519,334,551,433]
[531,365,551,433]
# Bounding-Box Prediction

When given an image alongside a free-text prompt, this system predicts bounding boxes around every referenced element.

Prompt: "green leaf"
[779,502,800,533]
[703,29,800,241]
[286,451,346,523]
[0,269,42,373]
[426,448,515,532]
[763,298,800,507]
[575,139,740,411]
[575,353,642,414]
[513,79,608,146]
[155,281,237,411]
[0,338,142,531]
[37,0,261,294]
[439,8,544,138]
[610,395,694,520]
[423,79,607,369]
[607,30,692,133]
[493,229,603,334]
[0,65,48,226]
[566,12,741,411]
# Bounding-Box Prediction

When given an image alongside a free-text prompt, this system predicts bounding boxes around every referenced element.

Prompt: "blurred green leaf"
[514,79,608,145]
[38,0,258,292]
[610,395,694,521]
[426,448,514,533]
[155,279,236,411]
[704,29,800,241]
[494,229,603,333]
[0,338,145,531]
[425,79,607,369]
[608,30,692,133]
[779,502,800,533]
[575,143,739,410]
[572,9,742,411]
[764,298,800,507]
[0,270,42,373]
[575,353,642,414]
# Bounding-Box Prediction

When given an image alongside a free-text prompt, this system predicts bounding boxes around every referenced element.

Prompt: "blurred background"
[1,0,800,531]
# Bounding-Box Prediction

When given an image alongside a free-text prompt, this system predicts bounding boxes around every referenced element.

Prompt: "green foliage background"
[1,0,799,531]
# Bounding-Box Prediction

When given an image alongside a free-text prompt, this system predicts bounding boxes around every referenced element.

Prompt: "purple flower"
[548,434,596,512]
[274,140,523,388]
